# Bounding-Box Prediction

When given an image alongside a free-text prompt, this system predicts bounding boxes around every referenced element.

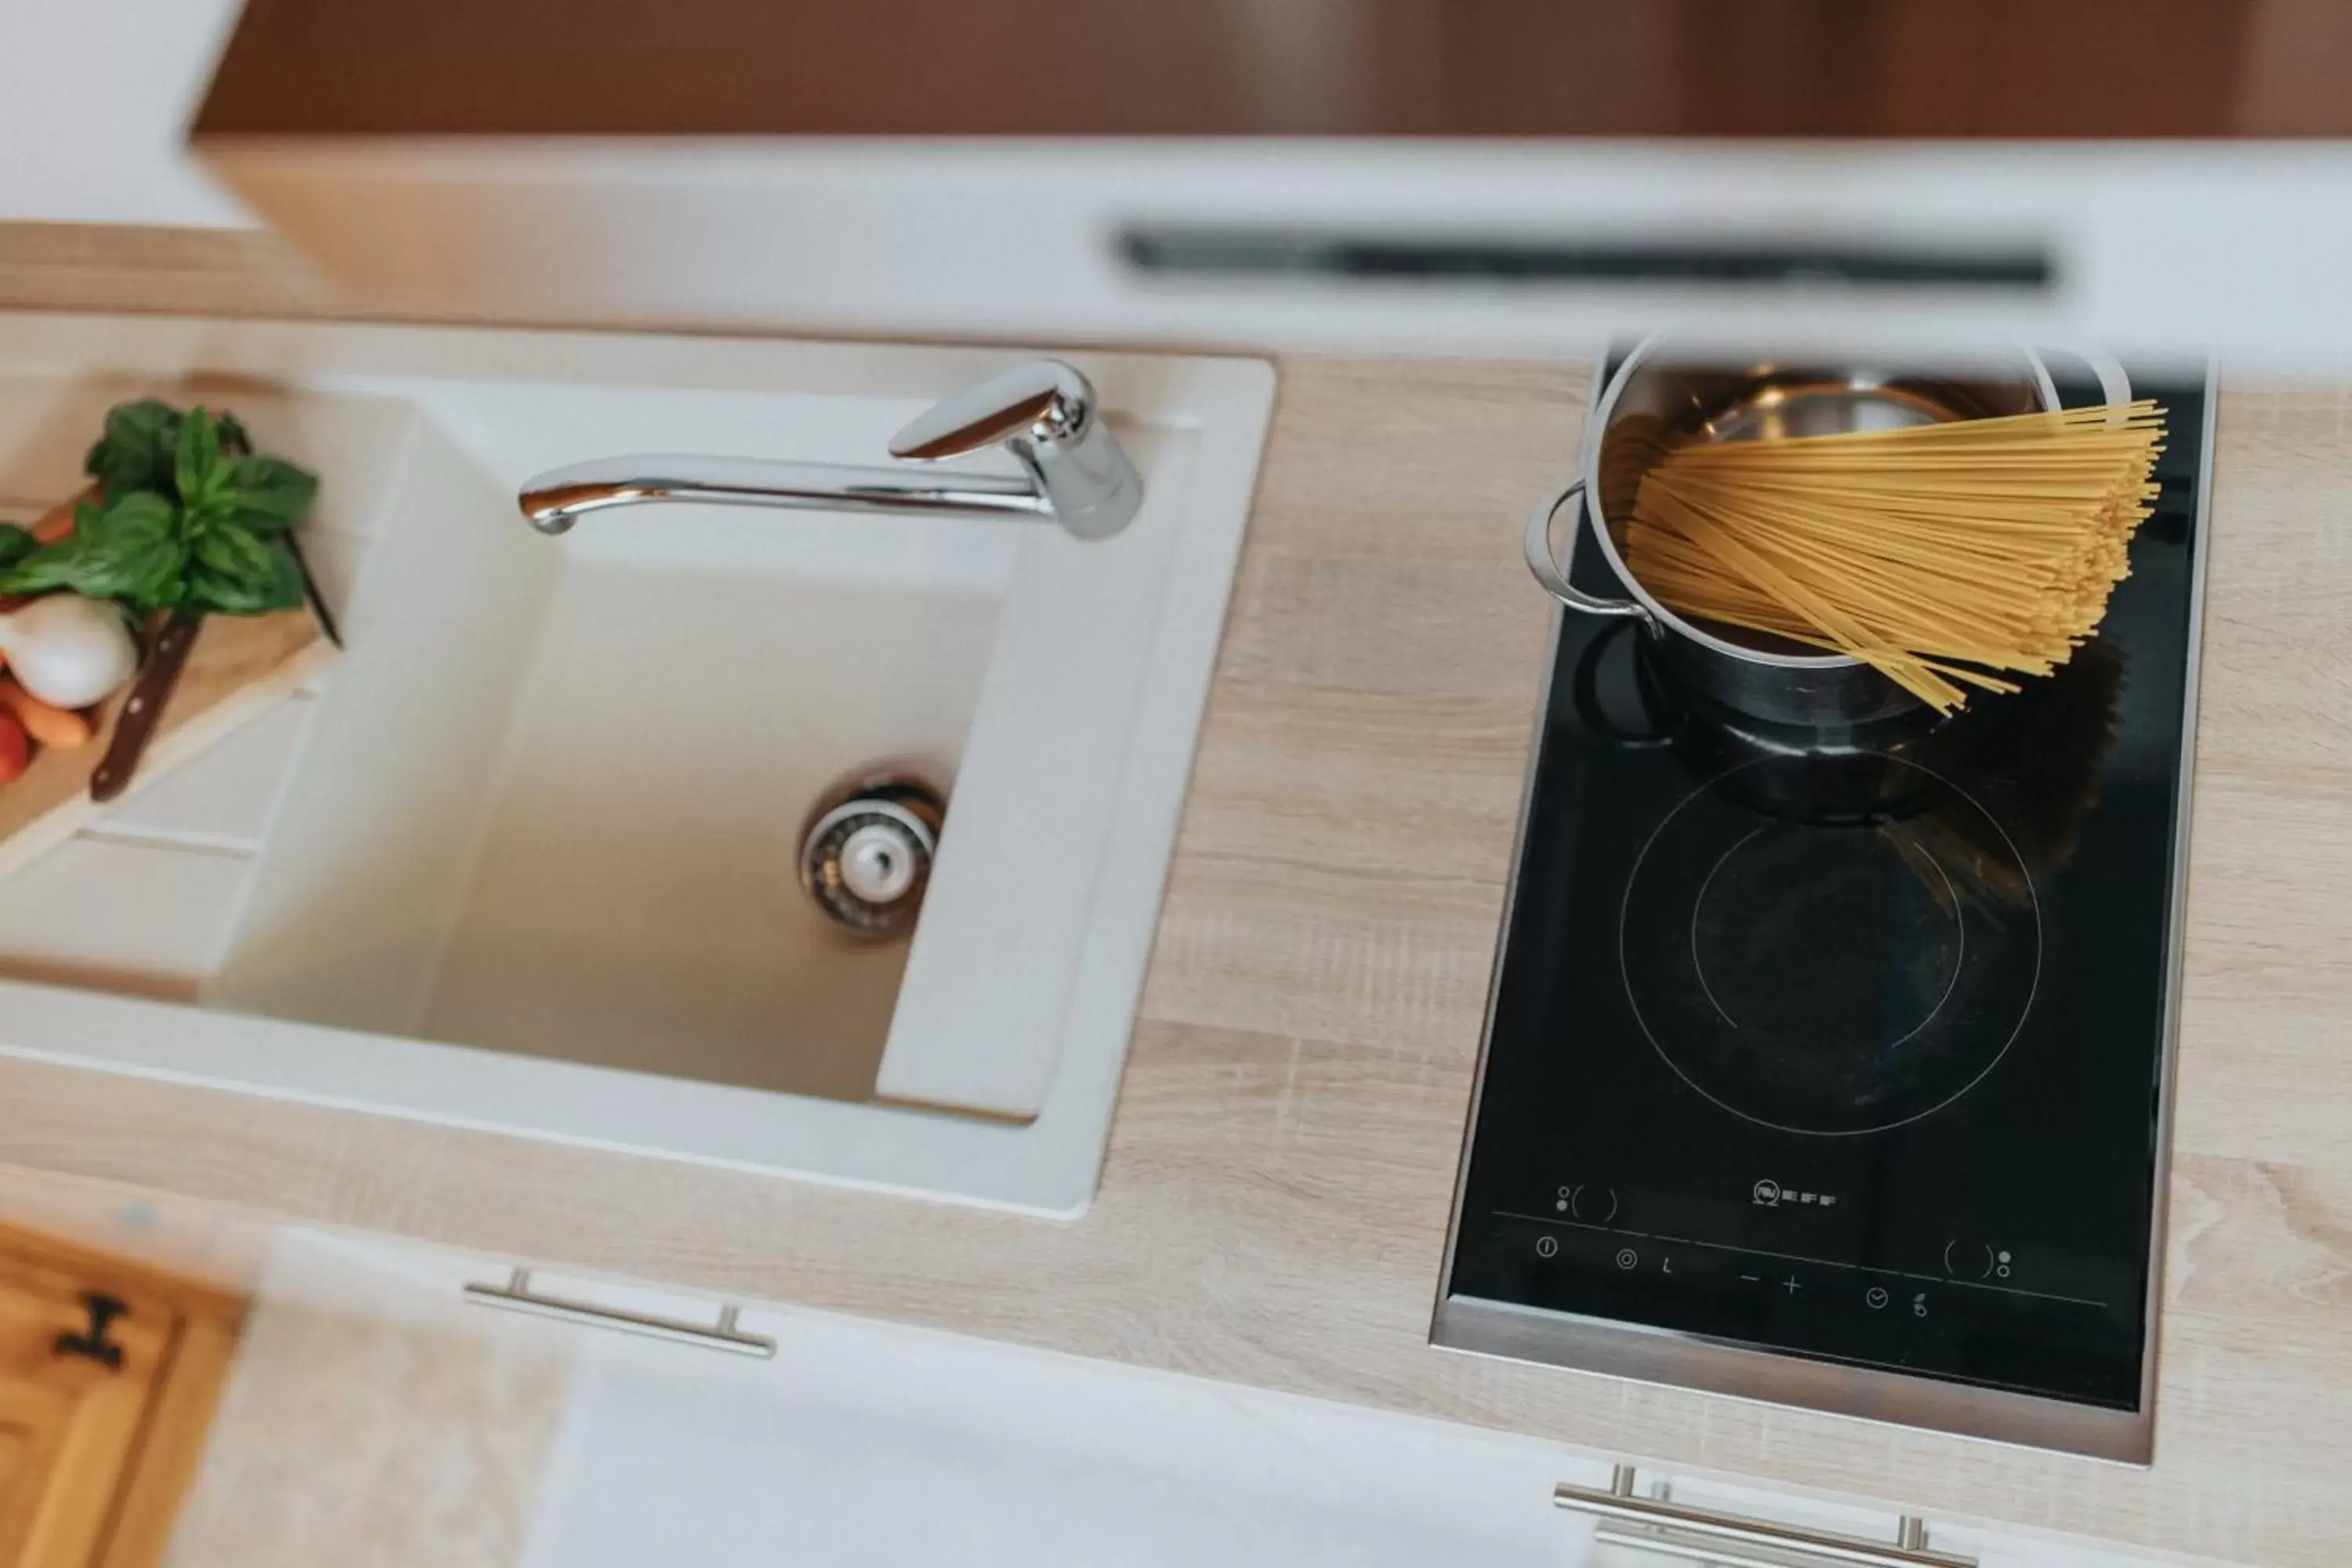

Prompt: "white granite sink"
[0,317,1274,1214]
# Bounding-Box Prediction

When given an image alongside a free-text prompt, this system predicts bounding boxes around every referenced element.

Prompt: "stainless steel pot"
[1526,336,2129,727]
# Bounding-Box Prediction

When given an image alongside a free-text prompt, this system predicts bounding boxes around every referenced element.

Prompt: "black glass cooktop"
[1440,365,2208,1429]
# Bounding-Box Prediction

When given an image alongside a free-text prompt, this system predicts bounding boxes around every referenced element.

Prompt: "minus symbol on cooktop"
[1739,1273,1760,1283]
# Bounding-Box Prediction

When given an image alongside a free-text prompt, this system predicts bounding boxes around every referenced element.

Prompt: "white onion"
[0,593,141,709]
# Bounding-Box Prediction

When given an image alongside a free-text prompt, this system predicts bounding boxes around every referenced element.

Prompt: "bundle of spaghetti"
[1622,401,2165,713]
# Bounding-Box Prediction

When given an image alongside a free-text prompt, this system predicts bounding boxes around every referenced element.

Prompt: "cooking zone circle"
[1618,754,2042,1135]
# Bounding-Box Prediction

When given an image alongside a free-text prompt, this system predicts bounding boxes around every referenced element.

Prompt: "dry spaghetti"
[1622,400,2166,713]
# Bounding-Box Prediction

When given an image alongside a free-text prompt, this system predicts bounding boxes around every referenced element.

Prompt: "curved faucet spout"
[516,360,1143,541]
[519,458,1048,536]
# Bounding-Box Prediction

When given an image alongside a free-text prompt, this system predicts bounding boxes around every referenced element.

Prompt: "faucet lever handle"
[887,360,1098,462]
[889,359,1142,541]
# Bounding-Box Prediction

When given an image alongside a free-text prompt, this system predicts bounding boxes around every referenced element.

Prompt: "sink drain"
[797,772,946,938]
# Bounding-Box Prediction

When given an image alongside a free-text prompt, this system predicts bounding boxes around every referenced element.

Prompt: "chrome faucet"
[517,359,1143,541]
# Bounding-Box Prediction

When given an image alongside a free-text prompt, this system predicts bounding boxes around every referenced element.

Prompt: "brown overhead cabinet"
[195,0,2343,138]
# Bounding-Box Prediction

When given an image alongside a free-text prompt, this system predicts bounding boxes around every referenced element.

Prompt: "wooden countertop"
[0,227,2347,1566]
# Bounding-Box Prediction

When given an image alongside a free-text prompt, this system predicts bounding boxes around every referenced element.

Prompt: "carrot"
[31,508,76,544]
[0,707,25,783]
[30,487,91,544]
[0,676,92,748]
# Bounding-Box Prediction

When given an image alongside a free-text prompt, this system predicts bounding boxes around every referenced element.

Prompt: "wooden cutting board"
[0,491,337,884]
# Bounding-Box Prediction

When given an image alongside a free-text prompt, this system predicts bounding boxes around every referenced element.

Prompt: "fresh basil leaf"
[181,490,241,550]
[0,544,77,595]
[77,489,173,543]
[83,399,182,500]
[257,540,308,609]
[48,399,314,616]
[0,544,83,597]
[0,524,35,572]
[2,500,134,589]
[191,517,278,588]
[175,408,223,507]
[215,455,318,534]
[0,505,106,595]
[187,535,304,615]
[0,490,187,610]
[81,491,188,610]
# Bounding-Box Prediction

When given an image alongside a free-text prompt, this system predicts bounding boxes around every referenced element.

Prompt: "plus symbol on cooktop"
[1781,1276,1803,1294]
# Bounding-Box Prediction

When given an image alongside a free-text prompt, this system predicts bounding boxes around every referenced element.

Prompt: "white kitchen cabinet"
[479,1255,2177,1568]
[521,1296,1590,1568]
[200,1231,2207,1568]
[158,1223,1596,1566]
[0,1180,2209,1568]
[514,1299,2206,1568]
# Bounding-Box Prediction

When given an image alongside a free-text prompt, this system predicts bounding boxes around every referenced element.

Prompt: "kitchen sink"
[214,421,1012,1109]
[0,318,1275,1214]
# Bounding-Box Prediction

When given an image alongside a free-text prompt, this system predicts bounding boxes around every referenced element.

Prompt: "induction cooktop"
[1434,359,2212,1461]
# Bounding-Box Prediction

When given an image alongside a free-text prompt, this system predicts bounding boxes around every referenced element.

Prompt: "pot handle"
[2082,350,2132,407]
[2034,347,2133,409]
[1525,479,1646,619]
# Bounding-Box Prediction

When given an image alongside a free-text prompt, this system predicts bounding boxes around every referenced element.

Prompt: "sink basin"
[217,435,1013,1108]
[0,317,1275,1215]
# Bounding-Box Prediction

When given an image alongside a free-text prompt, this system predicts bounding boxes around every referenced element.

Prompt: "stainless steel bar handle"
[1588,1526,1940,1568]
[463,1267,777,1358]
[1557,1468,1973,1568]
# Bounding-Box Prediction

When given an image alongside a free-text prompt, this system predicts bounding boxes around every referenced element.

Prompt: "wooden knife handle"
[89,612,202,804]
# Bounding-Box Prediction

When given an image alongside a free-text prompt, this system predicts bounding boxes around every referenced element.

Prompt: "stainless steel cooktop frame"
[1431,354,2219,1465]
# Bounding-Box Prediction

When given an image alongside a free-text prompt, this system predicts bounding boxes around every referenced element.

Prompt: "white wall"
[0,0,251,226]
